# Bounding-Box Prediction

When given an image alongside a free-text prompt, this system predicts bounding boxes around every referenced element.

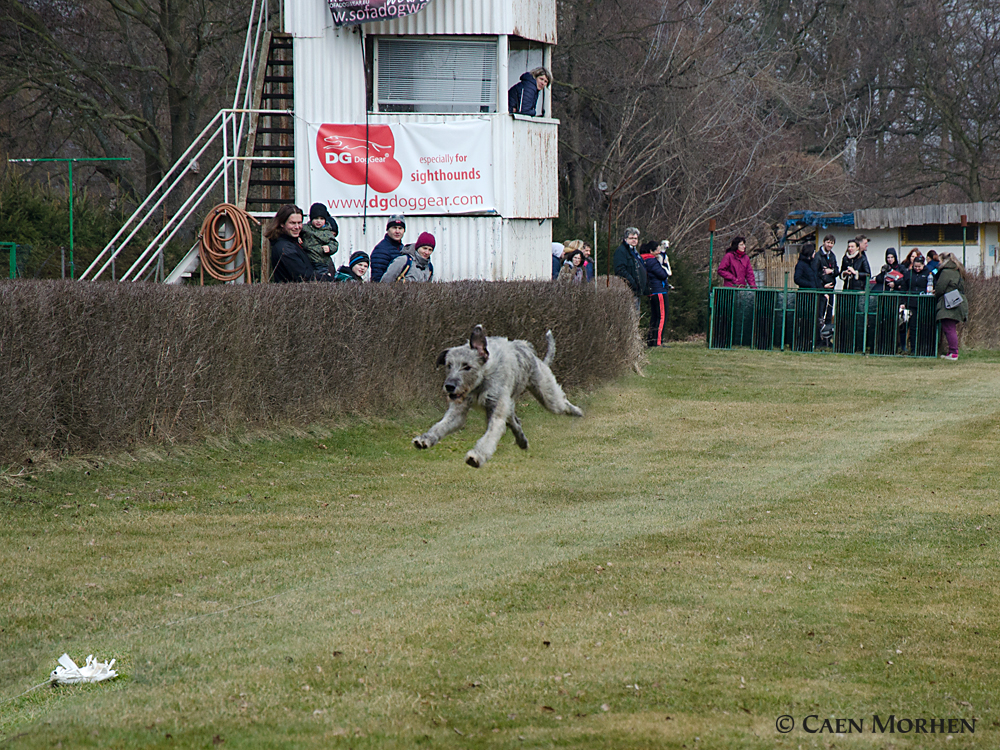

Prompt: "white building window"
[375,38,497,114]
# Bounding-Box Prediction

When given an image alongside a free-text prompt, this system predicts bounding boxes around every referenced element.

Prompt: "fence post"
[781,272,789,351]
[706,219,716,347]
[862,277,871,354]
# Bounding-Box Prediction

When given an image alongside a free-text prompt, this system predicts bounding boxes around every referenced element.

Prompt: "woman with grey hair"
[613,226,648,309]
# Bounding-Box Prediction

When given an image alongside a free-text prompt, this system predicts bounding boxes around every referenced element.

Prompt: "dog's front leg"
[413,401,469,449]
[466,398,511,468]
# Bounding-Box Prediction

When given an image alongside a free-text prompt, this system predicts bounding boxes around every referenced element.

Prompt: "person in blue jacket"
[508,67,551,116]
[641,240,671,346]
[370,215,406,282]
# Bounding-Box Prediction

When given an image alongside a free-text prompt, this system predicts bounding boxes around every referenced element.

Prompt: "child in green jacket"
[300,202,340,273]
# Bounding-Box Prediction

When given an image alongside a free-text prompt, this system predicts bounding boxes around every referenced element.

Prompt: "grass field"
[2,343,999,748]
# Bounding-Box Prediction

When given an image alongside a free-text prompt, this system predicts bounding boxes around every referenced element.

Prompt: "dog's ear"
[469,324,489,362]
[435,350,448,367]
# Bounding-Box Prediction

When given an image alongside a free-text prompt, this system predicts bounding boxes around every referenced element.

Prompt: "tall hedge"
[0,279,643,462]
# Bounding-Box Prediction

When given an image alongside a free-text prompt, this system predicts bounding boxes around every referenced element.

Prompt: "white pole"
[593,220,598,283]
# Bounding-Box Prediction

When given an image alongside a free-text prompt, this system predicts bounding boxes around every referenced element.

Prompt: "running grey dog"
[414,324,583,468]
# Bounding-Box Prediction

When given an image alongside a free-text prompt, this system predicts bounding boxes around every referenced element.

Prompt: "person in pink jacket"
[717,236,757,288]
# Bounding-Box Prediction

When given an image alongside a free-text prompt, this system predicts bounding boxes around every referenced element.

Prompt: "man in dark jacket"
[811,234,838,340]
[508,67,551,116]
[613,227,648,311]
[370,215,406,282]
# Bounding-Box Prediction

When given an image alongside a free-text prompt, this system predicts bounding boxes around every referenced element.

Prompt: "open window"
[373,37,497,114]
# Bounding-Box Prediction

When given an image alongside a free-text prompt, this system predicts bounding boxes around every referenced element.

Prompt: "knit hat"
[310,202,330,221]
[386,215,406,229]
[349,251,370,268]
[415,232,436,250]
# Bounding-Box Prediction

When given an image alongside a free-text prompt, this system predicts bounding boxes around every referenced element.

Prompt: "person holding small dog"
[839,238,870,291]
[382,232,435,283]
[641,240,672,347]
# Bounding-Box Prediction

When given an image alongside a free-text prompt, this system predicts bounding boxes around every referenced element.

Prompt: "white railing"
[81,0,275,282]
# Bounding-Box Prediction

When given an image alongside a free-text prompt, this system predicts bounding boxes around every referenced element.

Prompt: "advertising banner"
[327,0,433,27]
[308,120,495,216]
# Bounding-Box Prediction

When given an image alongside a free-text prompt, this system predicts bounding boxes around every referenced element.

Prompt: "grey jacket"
[381,244,434,283]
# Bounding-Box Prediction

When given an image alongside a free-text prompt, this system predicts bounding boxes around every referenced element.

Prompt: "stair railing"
[80,0,276,282]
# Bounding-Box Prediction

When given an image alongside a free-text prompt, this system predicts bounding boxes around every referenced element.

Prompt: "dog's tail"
[543,329,556,366]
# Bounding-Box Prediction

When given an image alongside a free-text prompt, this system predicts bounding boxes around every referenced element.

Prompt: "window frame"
[372,35,499,115]
[901,223,979,245]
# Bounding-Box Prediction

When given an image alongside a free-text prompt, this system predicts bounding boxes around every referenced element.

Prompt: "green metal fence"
[709,286,939,357]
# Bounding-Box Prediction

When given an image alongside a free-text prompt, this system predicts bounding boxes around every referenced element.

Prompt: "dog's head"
[436,324,490,401]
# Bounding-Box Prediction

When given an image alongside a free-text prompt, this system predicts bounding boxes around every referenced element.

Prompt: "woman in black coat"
[839,239,871,291]
[266,204,332,283]
[794,243,819,289]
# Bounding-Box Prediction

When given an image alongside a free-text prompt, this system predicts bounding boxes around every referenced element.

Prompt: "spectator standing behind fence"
[267,204,333,283]
[899,253,929,354]
[641,240,671,347]
[794,243,819,289]
[901,248,921,272]
[508,67,551,117]
[925,249,940,275]
[934,252,968,361]
[334,251,369,282]
[382,232,435,283]
[874,248,901,292]
[839,239,870,290]
[812,234,837,344]
[613,227,649,310]
[370,215,406,282]
[300,203,340,273]
[717,236,756,288]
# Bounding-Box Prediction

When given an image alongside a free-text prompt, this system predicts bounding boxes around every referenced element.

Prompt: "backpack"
[394,256,433,282]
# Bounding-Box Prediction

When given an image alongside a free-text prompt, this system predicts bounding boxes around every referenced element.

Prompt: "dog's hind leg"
[414,402,470,449]
[466,398,512,468]
[528,364,584,417]
[507,409,529,450]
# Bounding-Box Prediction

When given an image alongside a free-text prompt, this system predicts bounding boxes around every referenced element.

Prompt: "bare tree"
[0,0,251,196]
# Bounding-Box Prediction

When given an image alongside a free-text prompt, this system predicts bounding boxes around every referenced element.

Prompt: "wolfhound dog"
[414,324,583,467]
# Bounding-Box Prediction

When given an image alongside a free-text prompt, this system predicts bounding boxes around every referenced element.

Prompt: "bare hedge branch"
[0,279,643,462]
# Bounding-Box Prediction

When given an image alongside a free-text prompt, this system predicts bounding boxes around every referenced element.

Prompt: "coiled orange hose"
[197,204,260,284]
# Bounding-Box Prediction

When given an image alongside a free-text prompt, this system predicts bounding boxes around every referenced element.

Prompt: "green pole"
[4,243,15,279]
[780,271,788,351]
[706,219,716,348]
[68,160,75,279]
[7,156,130,281]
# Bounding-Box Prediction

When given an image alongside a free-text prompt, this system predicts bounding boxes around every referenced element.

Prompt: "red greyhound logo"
[317,124,403,193]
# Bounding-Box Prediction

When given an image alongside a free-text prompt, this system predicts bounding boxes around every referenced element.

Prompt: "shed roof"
[853,202,1000,229]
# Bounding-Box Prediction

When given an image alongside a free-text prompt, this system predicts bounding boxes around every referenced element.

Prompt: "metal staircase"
[239,32,296,213]
[80,0,292,283]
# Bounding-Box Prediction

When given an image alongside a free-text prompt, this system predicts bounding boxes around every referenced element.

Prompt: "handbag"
[943,289,963,309]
